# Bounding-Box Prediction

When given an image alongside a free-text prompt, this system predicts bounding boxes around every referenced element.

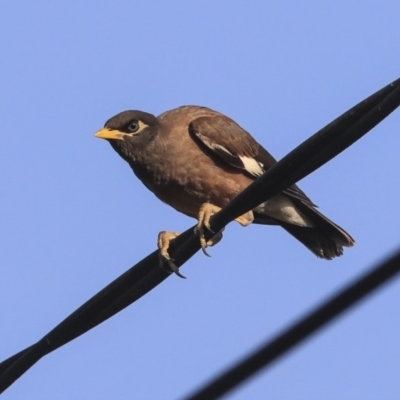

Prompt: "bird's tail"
[280,206,355,260]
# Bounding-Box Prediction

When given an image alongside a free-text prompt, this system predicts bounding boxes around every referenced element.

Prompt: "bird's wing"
[189,115,316,207]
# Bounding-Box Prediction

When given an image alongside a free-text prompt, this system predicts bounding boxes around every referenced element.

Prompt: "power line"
[184,249,400,400]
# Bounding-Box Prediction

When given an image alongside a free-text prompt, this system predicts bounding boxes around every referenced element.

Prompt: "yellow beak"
[94,128,125,140]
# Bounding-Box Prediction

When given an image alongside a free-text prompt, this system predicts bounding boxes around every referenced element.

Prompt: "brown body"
[96,105,355,260]
[142,107,256,217]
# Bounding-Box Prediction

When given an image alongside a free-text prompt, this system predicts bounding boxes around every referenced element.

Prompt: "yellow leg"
[195,203,254,255]
[157,231,186,279]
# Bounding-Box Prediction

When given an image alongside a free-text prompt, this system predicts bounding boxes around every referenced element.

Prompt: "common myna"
[95,106,354,275]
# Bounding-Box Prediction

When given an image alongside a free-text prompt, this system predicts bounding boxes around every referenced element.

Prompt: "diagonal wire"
[184,248,400,400]
[1,78,400,393]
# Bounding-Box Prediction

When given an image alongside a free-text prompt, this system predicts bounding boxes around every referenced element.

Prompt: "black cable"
[184,249,400,400]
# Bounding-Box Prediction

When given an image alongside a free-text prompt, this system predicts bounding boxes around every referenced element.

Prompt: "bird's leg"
[157,231,186,279]
[157,204,254,277]
[195,203,223,256]
[195,203,254,256]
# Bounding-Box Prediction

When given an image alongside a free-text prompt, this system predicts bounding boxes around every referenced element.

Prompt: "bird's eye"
[126,120,140,133]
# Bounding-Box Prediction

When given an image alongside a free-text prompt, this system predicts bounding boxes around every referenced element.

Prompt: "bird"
[95,105,354,277]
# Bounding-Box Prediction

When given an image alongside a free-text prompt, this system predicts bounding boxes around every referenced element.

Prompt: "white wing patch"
[239,156,264,176]
[212,143,235,156]
[195,132,235,156]
[194,131,265,175]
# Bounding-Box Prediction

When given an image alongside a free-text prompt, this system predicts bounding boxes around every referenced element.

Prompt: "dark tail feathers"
[280,205,355,260]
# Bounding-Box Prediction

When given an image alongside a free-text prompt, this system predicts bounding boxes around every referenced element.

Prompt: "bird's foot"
[195,203,225,256]
[234,211,254,227]
[157,231,186,279]
[195,203,254,255]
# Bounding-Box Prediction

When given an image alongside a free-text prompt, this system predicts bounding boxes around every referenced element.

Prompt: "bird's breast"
[129,138,254,219]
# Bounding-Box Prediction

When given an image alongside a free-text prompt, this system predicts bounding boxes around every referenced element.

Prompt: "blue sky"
[1,1,400,399]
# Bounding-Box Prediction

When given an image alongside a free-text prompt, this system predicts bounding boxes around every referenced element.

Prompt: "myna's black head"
[95,110,159,162]
[103,110,158,132]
